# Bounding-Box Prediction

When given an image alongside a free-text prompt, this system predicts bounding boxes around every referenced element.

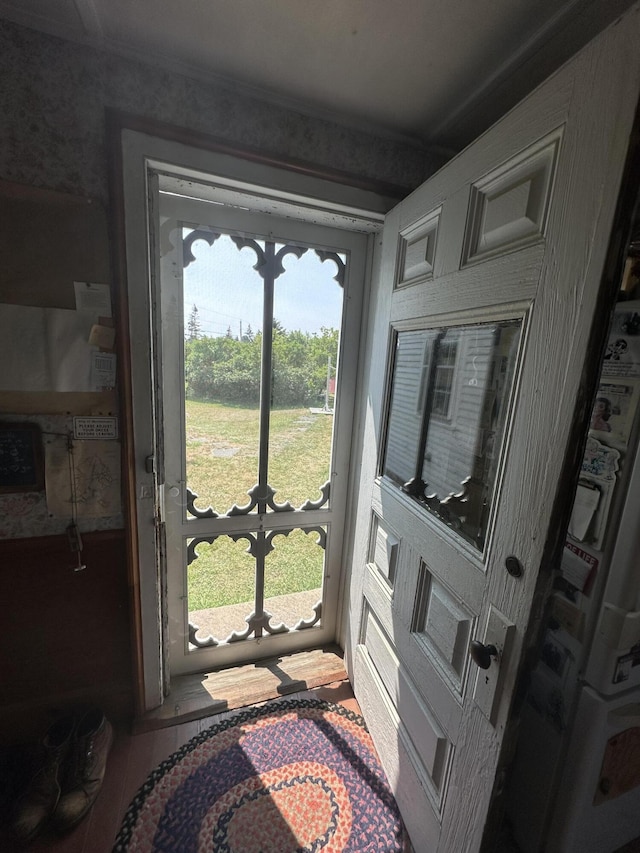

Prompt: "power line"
[184,303,245,323]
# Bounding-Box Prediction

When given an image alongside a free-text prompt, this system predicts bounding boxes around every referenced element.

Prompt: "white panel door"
[347,8,640,852]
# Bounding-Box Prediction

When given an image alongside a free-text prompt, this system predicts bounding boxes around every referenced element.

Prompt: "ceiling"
[0,0,636,152]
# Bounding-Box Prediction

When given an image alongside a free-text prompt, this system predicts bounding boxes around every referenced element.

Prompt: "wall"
[0,20,432,204]
[0,18,435,736]
[0,531,131,743]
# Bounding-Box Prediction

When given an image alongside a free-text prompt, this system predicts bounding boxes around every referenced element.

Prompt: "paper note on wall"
[73,282,112,318]
[0,303,106,392]
[90,352,117,391]
[567,482,600,541]
[44,438,121,518]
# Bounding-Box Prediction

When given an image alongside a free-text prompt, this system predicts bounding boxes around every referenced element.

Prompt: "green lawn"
[185,400,333,610]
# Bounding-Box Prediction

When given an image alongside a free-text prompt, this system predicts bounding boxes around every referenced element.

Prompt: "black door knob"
[469,640,498,669]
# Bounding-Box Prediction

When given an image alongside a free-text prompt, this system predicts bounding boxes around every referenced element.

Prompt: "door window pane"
[181,233,344,516]
[183,232,262,515]
[271,249,344,508]
[384,329,438,485]
[264,526,325,629]
[383,320,522,550]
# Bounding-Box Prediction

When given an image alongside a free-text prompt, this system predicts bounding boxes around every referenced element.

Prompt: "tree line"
[184,307,338,407]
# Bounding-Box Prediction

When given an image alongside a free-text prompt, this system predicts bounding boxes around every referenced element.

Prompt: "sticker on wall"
[601,299,640,381]
[90,352,116,391]
[613,644,640,685]
[595,724,640,805]
[560,542,599,594]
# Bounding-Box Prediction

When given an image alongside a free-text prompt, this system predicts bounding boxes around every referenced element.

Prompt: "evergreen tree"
[186,304,201,340]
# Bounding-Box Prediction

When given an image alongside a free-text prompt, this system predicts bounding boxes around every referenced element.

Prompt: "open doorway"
[156,186,369,678]
[117,128,390,711]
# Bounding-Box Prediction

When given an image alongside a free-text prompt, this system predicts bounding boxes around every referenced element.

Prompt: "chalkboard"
[0,423,44,493]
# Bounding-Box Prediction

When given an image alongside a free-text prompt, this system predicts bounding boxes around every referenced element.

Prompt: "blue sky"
[183,234,344,338]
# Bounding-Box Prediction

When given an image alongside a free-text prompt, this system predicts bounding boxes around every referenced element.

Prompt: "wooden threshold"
[134,645,347,733]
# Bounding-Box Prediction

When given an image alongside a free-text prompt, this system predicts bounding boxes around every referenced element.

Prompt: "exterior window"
[432,341,458,417]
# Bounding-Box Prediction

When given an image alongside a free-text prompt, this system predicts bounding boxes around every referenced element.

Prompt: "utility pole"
[325,356,331,411]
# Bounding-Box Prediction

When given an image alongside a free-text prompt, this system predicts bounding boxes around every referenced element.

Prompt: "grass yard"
[185,399,333,611]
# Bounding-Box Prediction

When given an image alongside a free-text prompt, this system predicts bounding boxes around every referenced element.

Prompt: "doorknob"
[469,640,498,669]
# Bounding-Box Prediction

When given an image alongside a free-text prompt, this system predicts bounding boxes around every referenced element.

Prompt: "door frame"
[109,113,399,714]
[157,191,375,676]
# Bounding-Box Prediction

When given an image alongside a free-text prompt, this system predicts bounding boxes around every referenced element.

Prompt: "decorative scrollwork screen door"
[155,187,369,675]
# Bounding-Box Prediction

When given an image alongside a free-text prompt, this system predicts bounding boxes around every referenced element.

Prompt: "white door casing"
[346,8,640,853]
[120,134,390,709]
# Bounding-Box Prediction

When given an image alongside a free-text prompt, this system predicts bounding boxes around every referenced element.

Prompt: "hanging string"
[67,433,76,526]
[41,429,86,570]
[66,432,86,572]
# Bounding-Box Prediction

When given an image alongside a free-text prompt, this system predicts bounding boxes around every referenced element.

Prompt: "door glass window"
[383,319,522,550]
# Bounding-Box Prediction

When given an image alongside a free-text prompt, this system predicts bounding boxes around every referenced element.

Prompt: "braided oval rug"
[113,698,407,853]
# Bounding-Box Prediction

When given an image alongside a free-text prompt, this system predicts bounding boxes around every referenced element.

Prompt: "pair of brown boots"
[12,707,113,845]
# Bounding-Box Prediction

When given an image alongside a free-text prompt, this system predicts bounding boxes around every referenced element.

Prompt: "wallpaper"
[0,19,433,204]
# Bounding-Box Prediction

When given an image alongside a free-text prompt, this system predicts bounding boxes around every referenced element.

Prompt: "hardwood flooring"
[3,668,639,853]
[0,680,358,853]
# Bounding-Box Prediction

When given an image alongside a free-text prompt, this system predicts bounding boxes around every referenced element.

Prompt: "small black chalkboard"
[0,423,44,494]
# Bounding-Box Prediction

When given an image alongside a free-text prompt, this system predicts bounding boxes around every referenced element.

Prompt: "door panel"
[347,10,640,852]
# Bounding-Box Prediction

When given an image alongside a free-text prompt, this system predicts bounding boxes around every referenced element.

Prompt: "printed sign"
[73,417,119,440]
[561,542,599,594]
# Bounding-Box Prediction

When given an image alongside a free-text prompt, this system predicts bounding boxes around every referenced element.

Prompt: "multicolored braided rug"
[113,698,407,853]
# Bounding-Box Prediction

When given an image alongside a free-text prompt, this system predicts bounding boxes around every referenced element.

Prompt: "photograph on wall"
[601,300,640,380]
[540,631,572,679]
[589,378,639,447]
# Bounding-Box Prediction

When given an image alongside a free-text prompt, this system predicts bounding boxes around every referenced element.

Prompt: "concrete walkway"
[190,588,321,643]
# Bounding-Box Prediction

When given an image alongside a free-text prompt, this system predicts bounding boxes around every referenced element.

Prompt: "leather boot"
[53,708,113,833]
[12,714,75,844]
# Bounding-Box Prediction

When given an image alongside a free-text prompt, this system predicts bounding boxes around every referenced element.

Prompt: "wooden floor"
[3,664,640,853]
[0,679,359,853]
[138,645,347,731]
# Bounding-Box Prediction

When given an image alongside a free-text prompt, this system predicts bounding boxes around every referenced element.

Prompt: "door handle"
[469,640,498,669]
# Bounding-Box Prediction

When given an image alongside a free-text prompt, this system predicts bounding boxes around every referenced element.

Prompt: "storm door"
[156,187,368,675]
